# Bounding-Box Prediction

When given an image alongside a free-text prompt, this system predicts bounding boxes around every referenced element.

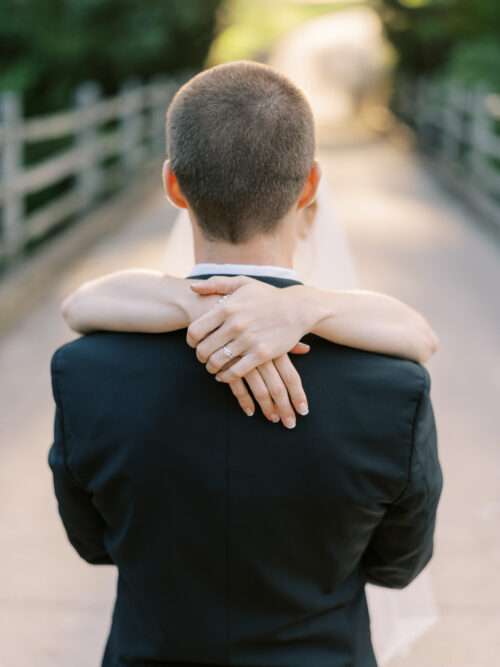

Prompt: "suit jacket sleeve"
[362,367,443,589]
[48,349,113,565]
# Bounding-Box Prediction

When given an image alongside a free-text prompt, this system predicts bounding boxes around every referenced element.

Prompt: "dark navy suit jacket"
[48,275,443,667]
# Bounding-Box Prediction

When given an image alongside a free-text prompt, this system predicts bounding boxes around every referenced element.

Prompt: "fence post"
[1,92,24,260]
[75,82,101,211]
[468,85,489,181]
[148,77,168,156]
[413,78,427,136]
[441,81,463,167]
[151,78,179,155]
[119,79,145,175]
[394,76,410,119]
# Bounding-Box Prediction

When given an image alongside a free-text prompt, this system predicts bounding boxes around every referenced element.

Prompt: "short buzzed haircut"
[166,61,315,243]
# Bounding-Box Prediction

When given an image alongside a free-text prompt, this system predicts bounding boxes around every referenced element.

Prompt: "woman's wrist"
[172,277,223,327]
[287,285,335,336]
[161,276,195,327]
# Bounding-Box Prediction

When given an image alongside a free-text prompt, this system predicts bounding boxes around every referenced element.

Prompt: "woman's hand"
[227,354,309,429]
[185,276,317,427]
[187,276,323,382]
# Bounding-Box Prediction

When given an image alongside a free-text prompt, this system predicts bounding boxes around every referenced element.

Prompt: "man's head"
[164,61,319,247]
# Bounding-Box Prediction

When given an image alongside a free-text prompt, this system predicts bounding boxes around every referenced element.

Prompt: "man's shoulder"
[302,334,430,399]
[343,344,429,388]
[52,331,136,366]
[51,330,186,373]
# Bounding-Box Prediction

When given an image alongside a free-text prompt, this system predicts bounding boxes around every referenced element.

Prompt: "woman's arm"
[187,276,439,383]
[62,270,438,364]
[307,286,438,362]
[61,270,438,424]
[61,269,210,334]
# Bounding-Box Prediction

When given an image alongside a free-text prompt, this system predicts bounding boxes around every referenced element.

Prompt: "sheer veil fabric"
[162,178,438,663]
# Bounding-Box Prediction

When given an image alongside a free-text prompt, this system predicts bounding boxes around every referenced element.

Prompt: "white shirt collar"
[188,262,299,281]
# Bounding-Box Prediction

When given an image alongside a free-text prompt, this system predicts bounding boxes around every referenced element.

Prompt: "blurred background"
[1,1,499,665]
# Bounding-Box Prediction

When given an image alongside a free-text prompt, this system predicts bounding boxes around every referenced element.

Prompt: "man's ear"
[297,160,321,210]
[162,159,189,209]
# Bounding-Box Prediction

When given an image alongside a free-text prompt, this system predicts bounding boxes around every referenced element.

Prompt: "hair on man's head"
[166,60,315,243]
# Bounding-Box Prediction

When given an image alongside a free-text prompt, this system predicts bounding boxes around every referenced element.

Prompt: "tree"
[0,0,222,115]
[379,0,500,86]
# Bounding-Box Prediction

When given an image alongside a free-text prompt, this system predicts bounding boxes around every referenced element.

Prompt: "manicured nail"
[285,417,296,429]
[245,408,254,417]
[270,414,280,423]
[298,403,309,416]
[215,375,222,382]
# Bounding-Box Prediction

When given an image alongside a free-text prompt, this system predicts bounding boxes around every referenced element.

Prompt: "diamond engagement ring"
[223,345,233,359]
[218,295,229,304]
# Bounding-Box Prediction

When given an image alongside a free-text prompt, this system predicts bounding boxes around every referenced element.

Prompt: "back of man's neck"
[193,233,293,269]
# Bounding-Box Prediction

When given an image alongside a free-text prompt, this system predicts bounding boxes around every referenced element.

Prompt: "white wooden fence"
[0,77,180,266]
[394,78,500,228]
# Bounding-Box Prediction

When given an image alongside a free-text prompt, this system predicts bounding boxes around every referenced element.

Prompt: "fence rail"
[393,77,500,229]
[0,77,180,267]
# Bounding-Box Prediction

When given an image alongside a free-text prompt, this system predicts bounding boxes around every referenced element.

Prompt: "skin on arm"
[61,270,439,424]
[61,270,208,334]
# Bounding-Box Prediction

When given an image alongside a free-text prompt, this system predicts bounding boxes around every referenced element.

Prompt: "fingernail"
[298,403,309,416]
[245,408,254,417]
[270,414,280,423]
[215,376,222,382]
[285,418,296,429]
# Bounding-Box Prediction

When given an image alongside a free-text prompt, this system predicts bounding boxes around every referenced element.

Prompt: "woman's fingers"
[195,319,247,366]
[205,340,244,374]
[186,305,227,348]
[258,362,297,429]
[223,359,310,427]
[273,354,309,416]
[229,379,255,417]
[190,275,251,295]
[212,340,311,381]
[290,342,311,355]
[244,369,280,424]
[215,352,263,383]
[199,332,310,375]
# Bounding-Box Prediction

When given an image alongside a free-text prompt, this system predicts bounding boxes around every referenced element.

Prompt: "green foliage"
[379,0,500,86]
[444,38,500,89]
[0,0,222,115]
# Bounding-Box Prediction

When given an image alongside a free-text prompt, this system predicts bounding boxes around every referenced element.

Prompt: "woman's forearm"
[293,285,439,363]
[61,270,203,334]
[62,270,438,365]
